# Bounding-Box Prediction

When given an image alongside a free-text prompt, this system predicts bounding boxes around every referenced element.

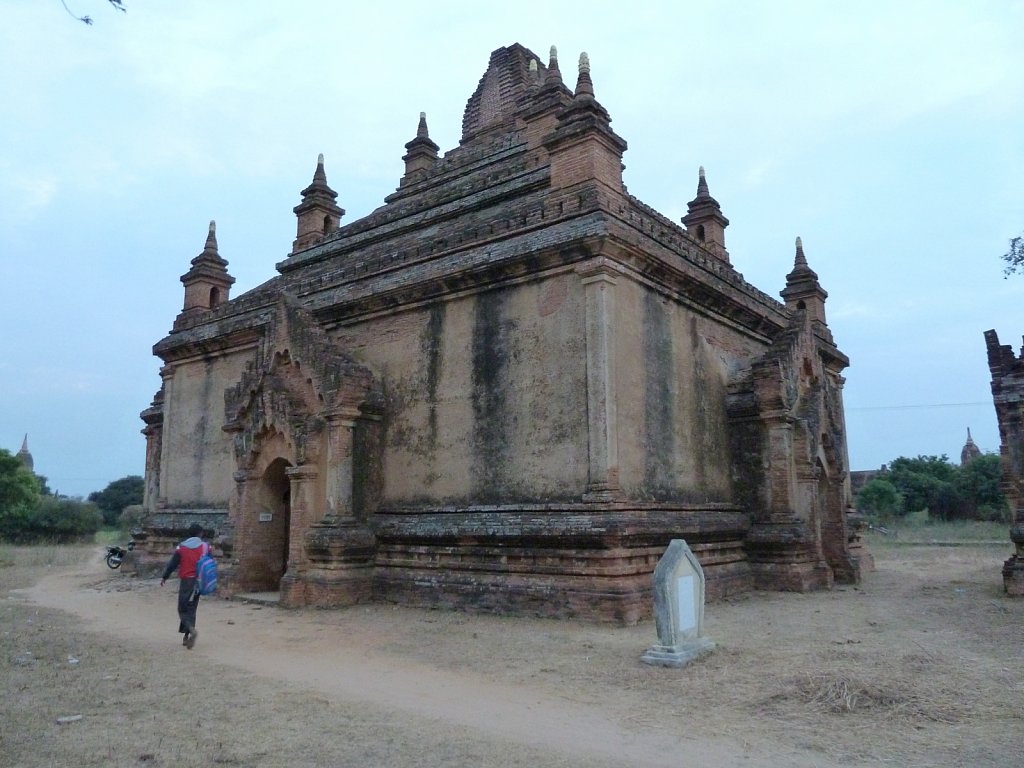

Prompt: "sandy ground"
[3,542,1023,767]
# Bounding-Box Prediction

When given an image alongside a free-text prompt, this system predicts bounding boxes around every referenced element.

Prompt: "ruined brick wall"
[985,330,1024,514]
[984,329,1024,595]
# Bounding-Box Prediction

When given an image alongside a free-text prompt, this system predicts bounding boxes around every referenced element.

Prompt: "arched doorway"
[255,457,292,591]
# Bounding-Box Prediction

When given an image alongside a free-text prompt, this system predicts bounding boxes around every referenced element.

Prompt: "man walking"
[160,523,209,649]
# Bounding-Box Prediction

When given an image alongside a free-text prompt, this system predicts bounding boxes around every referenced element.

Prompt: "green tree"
[35,474,52,496]
[956,454,1008,520]
[855,478,904,520]
[0,449,41,540]
[89,475,144,527]
[887,455,964,519]
[28,497,102,543]
[1002,232,1024,277]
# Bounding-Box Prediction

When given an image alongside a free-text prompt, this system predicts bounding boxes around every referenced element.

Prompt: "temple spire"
[696,166,710,198]
[781,236,831,339]
[401,111,440,186]
[312,153,328,185]
[960,427,982,465]
[682,167,730,262]
[292,153,344,253]
[16,434,33,472]
[523,43,574,124]
[176,219,235,327]
[574,52,594,98]
[202,220,218,257]
[542,47,627,192]
[545,45,563,86]
[794,236,808,268]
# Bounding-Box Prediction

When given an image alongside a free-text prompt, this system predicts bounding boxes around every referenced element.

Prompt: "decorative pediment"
[729,310,847,475]
[223,292,380,467]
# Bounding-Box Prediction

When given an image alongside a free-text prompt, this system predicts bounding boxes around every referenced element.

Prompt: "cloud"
[0,167,59,225]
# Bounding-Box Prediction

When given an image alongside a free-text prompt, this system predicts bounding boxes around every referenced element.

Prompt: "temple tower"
[960,428,982,465]
[682,167,730,262]
[292,154,344,253]
[176,220,235,329]
[401,113,440,186]
[781,237,833,343]
[16,434,33,472]
[543,51,627,192]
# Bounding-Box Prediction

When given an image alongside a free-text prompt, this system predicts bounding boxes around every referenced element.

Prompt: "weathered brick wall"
[333,275,589,506]
[984,329,1024,595]
[614,276,760,502]
[159,348,254,507]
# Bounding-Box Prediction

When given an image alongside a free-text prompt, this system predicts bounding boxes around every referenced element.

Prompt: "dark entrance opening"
[259,457,292,591]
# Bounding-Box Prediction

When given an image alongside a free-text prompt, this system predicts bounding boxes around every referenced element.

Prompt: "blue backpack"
[196,545,218,596]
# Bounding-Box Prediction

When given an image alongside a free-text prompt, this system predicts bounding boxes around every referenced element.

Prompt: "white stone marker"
[641,539,715,668]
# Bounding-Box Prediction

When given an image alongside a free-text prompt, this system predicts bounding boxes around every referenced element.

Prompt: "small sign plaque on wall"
[258,512,273,523]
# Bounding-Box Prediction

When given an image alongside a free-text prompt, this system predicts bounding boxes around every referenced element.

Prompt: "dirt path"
[24,559,783,768]
[11,544,1024,768]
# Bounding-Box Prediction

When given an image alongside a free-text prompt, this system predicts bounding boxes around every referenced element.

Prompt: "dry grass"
[0,543,95,571]
[2,542,1023,768]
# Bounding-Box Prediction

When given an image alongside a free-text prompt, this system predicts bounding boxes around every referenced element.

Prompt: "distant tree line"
[856,454,1007,522]
[0,448,143,543]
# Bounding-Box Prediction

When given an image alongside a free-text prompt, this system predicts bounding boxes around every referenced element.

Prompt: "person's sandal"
[186,629,197,649]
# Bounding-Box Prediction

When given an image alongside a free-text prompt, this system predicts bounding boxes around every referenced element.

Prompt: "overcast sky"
[2,0,1022,497]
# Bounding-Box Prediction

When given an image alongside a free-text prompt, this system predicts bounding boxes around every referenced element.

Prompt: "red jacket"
[162,537,208,580]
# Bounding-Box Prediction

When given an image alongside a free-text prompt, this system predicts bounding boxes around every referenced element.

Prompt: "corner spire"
[523,44,574,124]
[191,219,225,268]
[308,153,326,185]
[401,111,440,187]
[541,47,627,192]
[794,236,807,268]
[303,153,333,197]
[574,52,594,98]
[177,219,235,326]
[696,166,710,198]
[785,236,820,281]
[203,220,218,256]
[781,236,831,338]
[682,167,730,262]
[545,45,562,86]
[292,153,344,253]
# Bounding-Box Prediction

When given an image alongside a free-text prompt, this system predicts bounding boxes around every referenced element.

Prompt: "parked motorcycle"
[105,540,135,569]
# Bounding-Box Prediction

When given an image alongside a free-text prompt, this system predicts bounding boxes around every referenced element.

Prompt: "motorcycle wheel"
[105,553,122,569]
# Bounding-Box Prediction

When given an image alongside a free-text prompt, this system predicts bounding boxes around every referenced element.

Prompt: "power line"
[847,402,990,412]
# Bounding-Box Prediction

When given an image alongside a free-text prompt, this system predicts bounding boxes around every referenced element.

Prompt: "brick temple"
[984,329,1024,595]
[134,43,868,623]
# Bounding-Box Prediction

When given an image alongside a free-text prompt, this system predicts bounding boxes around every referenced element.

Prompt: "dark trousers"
[177,577,199,635]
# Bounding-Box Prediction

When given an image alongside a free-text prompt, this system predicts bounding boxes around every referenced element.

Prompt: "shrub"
[856,478,904,521]
[88,475,144,526]
[28,497,103,542]
[119,504,146,531]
